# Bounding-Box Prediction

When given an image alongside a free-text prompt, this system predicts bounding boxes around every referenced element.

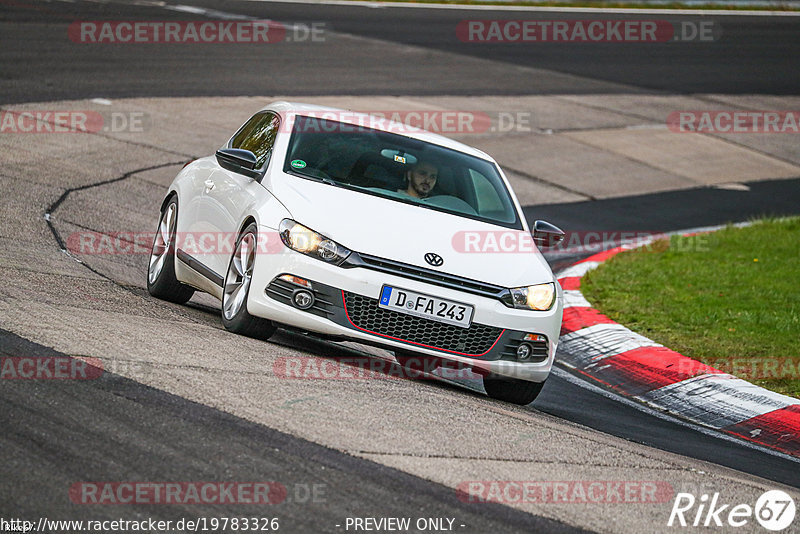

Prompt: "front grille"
[344,253,508,301]
[343,291,502,355]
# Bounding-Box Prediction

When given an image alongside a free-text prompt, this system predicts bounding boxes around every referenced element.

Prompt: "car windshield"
[283,115,522,229]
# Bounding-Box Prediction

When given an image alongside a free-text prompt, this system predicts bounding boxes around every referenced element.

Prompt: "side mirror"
[216,148,259,177]
[532,220,565,248]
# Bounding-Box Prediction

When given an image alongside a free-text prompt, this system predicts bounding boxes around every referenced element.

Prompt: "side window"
[469,169,504,214]
[230,112,280,170]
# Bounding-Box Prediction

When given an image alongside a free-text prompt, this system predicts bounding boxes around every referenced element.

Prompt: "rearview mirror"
[532,220,565,248]
[216,148,259,177]
[380,149,417,166]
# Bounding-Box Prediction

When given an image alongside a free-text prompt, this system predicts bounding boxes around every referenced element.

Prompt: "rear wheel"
[483,375,545,405]
[221,223,276,340]
[147,197,195,304]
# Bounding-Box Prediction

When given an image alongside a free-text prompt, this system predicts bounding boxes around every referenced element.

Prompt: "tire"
[483,374,546,405]
[147,197,195,304]
[221,223,277,340]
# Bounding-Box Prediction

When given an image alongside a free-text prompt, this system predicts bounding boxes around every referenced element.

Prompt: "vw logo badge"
[424,252,444,267]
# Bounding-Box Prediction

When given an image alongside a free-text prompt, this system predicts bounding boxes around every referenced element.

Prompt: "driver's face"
[407,163,438,198]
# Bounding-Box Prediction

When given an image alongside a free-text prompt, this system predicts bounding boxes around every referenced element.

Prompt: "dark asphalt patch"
[527,176,800,235]
[0,329,583,533]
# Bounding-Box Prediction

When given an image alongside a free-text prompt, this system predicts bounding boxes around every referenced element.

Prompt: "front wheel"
[483,375,545,405]
[221,223,276,340]
[147,197,195,304]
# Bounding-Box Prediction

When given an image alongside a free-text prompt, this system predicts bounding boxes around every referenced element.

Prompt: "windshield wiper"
[288,169,338,186]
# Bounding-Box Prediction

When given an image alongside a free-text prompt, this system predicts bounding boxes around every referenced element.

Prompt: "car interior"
[284,116,520,225]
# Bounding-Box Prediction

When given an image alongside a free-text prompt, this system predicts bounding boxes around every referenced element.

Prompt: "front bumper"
[248,236,562,382]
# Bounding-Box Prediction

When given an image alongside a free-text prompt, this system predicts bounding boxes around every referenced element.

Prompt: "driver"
[400,161,438,199]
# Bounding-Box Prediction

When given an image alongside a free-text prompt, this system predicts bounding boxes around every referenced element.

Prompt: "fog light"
[292,289,314,310]
[516,343,533,361]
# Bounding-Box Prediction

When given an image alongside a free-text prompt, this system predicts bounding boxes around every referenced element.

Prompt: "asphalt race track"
[3,0,800,102]
[2,1,800,533]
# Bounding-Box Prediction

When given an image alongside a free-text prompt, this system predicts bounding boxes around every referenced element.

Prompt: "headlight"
[278,219,351,265]
[503,282,556,311]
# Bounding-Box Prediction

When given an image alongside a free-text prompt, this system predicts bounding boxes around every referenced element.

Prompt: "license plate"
[378,285,474,328]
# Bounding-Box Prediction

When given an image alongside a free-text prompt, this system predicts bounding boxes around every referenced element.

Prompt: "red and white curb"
[556,240,800,459]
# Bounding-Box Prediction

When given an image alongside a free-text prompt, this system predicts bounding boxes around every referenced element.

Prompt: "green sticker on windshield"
[291,159,307,169]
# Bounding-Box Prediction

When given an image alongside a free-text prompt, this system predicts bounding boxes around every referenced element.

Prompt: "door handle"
[204,179,215,192]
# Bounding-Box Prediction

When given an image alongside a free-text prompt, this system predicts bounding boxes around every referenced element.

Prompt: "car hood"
[270,174,554,288]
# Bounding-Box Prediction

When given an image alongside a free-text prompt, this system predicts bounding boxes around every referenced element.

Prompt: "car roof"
[260,101,495,162]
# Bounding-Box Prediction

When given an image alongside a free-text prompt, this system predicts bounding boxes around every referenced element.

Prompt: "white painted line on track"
[243,0,800,16]
[162,2,317,31]
[166,4,255,20]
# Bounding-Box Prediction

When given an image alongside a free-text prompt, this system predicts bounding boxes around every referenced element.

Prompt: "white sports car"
[147,102,564,404]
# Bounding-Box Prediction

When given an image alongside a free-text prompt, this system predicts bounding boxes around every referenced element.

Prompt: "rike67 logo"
[668,490,796,531]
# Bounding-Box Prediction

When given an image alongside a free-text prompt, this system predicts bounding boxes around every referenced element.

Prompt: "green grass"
[340,0,800,11]
[581,217,800,398]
